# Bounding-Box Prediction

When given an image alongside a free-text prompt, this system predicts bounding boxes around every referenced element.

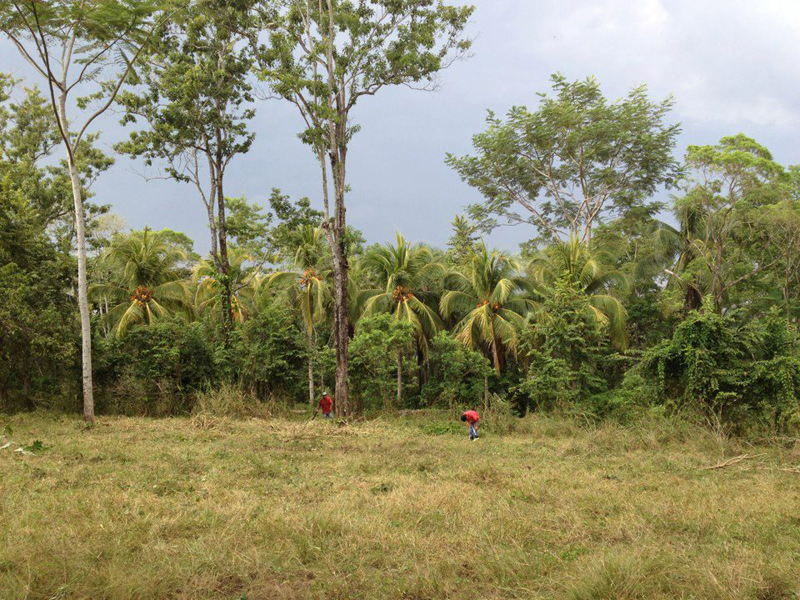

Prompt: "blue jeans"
[323,412,333,419]
[469,424,478,439]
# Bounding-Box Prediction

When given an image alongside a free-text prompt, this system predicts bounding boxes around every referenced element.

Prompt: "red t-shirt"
[319,395,333,413]
[463,410,480,424]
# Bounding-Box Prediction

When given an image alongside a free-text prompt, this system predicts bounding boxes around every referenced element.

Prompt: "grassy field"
[1,411,800,600]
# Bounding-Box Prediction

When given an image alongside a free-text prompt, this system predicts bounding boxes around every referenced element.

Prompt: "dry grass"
[1,411,799,599]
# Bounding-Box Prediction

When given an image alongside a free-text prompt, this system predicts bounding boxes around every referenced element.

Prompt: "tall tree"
[116,0,256,332]
[446,74,681,245]
[664,135,787,312]
[255,0,473,415]
[1,0,168,422]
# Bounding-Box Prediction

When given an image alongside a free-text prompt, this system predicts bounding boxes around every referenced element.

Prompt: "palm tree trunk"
[396,348,403,410]
[491,337,502,376]
[307,329,316,406]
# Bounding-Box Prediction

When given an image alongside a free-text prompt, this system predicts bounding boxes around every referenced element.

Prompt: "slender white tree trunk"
[57,93,94,423]
[68,153,95,423]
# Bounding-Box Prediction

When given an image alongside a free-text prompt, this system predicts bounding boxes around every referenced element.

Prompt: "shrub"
[515,278,621,412]
[94,318,215,416]
[349,314,415,412]
[233,302,307,401]
[641,306,800,431]
[419,332,493,408]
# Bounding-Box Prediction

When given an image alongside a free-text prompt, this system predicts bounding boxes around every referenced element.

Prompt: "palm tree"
[647,199,710,312]
[361,233,445,406]
[193,247,258,324]
[440,244,536,376]
[89,229,192,336]
[528,237,629,348]
[260,226,332,406]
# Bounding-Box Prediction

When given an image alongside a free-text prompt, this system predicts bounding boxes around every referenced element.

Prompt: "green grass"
[1,411,799,599]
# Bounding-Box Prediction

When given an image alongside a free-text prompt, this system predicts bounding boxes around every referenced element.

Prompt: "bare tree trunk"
[331,234,350,416]
[68,154,95,423]
[396,348,402,409]
[307,329,316,406]
[206,187,219,265]
[58,93,94,423]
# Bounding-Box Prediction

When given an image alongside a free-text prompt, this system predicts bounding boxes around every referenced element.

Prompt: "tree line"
[1,0,799,432]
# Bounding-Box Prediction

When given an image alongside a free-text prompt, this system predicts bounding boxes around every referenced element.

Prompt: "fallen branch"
[699,453,766,470]
[771,467,800,475]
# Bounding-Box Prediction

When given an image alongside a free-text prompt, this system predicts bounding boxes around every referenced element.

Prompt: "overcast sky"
[3,0,800,254]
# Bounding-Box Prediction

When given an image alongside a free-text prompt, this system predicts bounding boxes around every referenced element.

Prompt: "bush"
[232,302,307,401]
[641,306,800,432]
[94,318,215,416]
[515,278,621,413]
[419,332,493,408]
[349,314,415,412]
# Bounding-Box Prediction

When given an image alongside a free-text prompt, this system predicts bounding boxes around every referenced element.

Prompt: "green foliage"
[420,332,492,408]
[0,78,110,412]
[665,134,789,312]
[361,232,445,351]
[224,195,272,257]
[446,214,479,267]
[89,228,193,335]
[440,244,535,374]
[516,278,619,413]
[529,237,629,348]
[232,302,307,401]
[115,0,255,181]
[641,306,800,431]
[447,74,681,243]
[264,189,323,258]
[94,318,215,416]
[349,314,415,412]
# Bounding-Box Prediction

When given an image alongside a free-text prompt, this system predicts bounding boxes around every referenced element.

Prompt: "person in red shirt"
[319,392,333,419]
[461,410,480,440]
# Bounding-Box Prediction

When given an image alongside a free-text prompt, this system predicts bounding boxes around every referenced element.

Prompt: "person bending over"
[461,410,480,440]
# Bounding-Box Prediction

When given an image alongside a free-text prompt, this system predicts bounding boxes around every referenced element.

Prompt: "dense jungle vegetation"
[1,0,799,438]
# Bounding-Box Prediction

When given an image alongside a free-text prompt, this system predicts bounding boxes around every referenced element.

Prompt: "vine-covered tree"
[665,135,787,312]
